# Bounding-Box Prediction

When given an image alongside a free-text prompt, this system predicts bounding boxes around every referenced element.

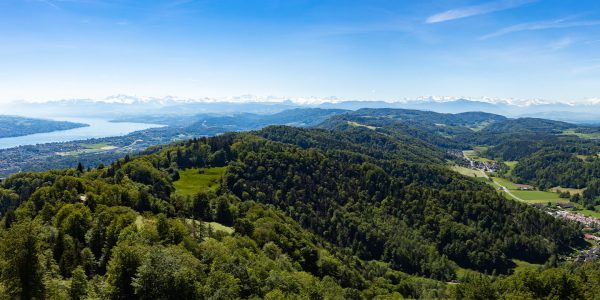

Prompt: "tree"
[156,214,170,241]
[70,266,88,300]
[215,197,233,226]
[107,242,147,299]
[55,203,92,242]
[0,222,44,299]
[192,192,212,221]
[3,209,16,229]
[132,246,202,299]
[80,247,97,277]
[210,149,227,167]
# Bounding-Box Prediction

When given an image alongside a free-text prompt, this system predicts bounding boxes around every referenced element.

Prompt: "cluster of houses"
[576,247,600,262]
[584,233,600,242]
[552,210,600,228]
[467,159,498,172]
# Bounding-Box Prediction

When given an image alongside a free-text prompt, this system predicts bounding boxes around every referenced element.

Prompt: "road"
[497,185,526,202]
[462,152,525,202]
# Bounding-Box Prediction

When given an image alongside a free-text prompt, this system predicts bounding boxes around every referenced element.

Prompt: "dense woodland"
[1,106,599,299]
[321,109,600,211]
[0,108,599,298]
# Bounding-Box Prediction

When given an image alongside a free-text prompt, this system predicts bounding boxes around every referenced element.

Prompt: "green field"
[185,219,234,235]
[504,161,518,175]
[56,142,117,156]
[577,208,600,219]
[492,177,519,190]
[347,121,377,130]
[512,259,543,272]
[561,129,600,140]
[468,121,492,132]
[550,186,585,195]
[463,147,492,162]
[174,167,227,197]
[491,177,569,203]
[451,165,486,177]
[136,215,234,237]
[510,190,564,203]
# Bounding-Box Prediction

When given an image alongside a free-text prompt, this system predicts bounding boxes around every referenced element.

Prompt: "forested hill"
[317,108,579,149]
[0,116,87,138]
[0,116,596,299]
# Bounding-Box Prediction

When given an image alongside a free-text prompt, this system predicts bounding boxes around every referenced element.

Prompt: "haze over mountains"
[5,96,600,124]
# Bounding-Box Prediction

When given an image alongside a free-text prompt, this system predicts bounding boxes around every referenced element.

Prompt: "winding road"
[463,152,526,202]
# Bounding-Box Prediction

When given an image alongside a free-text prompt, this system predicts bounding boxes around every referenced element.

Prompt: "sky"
[2,0,600,103]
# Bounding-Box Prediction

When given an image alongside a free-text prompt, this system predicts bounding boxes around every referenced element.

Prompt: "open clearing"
[452,163,576,205]
[451,165,486,177]
[491,177,569,203]
[56,142,117,156]
[577,208,600,219]
[510,190,565,203]
[561,129,600,140]
[185,219,234,235]
[550,187,585,195]
[504,161,518,175]
[492,177,519,190]
[136,215,234,237]
[512,259,543,272]
[347,121,377,130]
[174,167,227,197]
[463,147,492,162]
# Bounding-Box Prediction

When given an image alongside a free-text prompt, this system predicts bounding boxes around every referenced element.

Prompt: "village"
[456,149,600,262]
[468,159,498,173]
[551,210,600,228]
[548,210,600,262]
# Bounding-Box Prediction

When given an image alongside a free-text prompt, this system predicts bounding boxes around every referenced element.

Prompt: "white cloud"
[549,37,574,50]
[426,0,536,24]
[482,18,600,39]
[36,0,60,9]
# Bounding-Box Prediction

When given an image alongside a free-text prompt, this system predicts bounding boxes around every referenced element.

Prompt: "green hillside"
[0,109,598,299]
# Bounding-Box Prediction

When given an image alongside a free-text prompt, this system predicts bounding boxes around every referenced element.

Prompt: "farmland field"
[451,165,486,177]
[492,177,519,190]
[562,129,600,140]
[174,167,227,197]
[550,187,585,195]
[56,142,117,156]
[492,176,570,203]
[463,147,492,162]
[347,121,377,130]
[510,190,564,203]
[504,161,518,175]
[577,208,600,219]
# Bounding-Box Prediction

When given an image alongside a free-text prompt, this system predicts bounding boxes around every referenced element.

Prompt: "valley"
[1,107,600,298]
[7,1,600,298]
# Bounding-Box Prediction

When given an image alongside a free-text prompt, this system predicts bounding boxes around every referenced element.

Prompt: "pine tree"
[70,266,88,300]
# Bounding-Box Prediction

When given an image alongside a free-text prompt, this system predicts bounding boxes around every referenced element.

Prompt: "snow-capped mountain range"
[4,95,600,124]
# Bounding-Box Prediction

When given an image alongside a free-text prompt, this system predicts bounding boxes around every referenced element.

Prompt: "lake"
[0,117,164,150]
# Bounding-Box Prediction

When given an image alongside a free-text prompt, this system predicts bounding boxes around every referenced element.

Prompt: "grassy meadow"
[174,167,227,197]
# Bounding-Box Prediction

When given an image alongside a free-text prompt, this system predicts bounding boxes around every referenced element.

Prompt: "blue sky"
[2,0,600,103]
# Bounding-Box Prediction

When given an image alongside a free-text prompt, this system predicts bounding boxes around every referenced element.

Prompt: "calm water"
[0,117,164,150]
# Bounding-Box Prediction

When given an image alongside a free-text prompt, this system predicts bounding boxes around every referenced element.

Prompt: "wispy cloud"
[549,37,574,50]
[426,0,537,24]
[482,18,600,39]
[36,0,60,9]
